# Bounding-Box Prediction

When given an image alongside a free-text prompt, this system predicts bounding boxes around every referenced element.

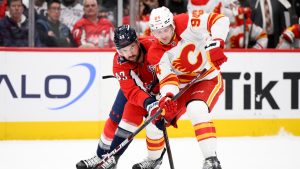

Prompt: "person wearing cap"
[76,25,173,169]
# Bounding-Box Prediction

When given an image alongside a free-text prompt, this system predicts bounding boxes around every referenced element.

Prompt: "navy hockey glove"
[146,101,164,130]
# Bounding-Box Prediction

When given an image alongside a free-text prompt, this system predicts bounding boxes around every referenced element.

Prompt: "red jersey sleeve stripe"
[207,13,225,33]
[159,74,179,88]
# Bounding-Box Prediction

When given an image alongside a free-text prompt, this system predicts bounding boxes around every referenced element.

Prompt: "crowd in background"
[0,0,299,48]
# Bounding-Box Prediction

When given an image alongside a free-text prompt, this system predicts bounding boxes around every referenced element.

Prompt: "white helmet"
[149,6,174,30]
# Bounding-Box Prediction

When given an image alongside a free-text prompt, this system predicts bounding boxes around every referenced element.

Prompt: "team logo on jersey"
[73,29,81,38]
[172,43,203,73]
[147,65,155,73]
[171,41,177,46]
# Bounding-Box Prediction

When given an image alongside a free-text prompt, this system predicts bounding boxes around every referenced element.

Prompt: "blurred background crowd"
[0,0,299,49]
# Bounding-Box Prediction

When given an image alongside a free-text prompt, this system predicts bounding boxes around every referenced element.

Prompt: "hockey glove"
[146,93,178,130]
[240,7,252,19]
[158,93,178,128]
[205,38,227,70]
[146,101,164,130]
[282,30,295,43]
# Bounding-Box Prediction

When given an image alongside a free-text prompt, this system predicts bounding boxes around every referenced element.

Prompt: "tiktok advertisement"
[0,49,299,138]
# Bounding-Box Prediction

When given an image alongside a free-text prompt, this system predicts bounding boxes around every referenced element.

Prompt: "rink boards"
[0,48,300,140]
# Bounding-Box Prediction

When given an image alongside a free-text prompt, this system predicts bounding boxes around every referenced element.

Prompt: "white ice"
[1,136,300,169]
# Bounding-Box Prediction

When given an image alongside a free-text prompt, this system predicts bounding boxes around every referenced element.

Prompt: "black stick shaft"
[162,125,175,169]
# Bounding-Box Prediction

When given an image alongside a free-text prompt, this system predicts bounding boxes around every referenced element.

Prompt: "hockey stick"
[243,16,247,48]
[162,124,175,169]
[102,75,115,79]
[161,67,214,169]
[247,0,259,48]
[96,67,215,168]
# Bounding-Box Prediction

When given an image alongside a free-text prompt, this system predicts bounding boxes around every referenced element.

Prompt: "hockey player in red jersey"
[77,25,170,169]
[133,6,229,169]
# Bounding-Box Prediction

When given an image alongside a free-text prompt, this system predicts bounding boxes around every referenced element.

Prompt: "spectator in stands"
[36,0,75,47]
[0,0,41,46]
[140,0,151,15]
[98,6,109,19]
[60,0,83,30]
[34,0,47,17]
[137,0,151,36]
[22,0,47,20]
[72,0,114,48]
[0,0,7,19]
[121,0,152,36]
[277,17,300,49]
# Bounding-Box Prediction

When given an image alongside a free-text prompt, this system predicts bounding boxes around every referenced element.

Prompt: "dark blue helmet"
[114,25,137,50]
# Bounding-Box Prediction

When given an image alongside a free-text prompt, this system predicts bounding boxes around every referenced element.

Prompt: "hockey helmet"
[114,25,137,50]
[149,6,174,30]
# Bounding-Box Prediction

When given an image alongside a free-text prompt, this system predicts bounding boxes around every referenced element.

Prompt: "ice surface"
[1,136,300,169]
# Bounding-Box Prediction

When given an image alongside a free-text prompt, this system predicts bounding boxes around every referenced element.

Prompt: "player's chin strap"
[96,67,215,168]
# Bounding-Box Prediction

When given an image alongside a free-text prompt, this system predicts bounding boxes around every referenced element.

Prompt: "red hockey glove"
[205,38,228,70]
[146,93,178,130]
[158,93,178,128]
[244,8,252,18]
